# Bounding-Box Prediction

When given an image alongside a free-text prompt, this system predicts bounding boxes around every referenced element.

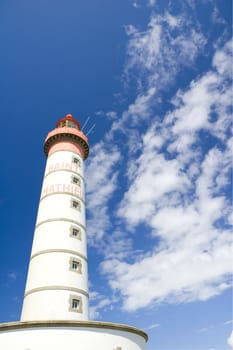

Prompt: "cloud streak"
[101,39,232,311]
[124,11,206,93]
[85,141,120,247]
[86,1,232,316]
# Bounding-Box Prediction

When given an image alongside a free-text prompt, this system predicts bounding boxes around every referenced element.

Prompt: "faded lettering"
[41,183,83,200]
[45,161,82,176]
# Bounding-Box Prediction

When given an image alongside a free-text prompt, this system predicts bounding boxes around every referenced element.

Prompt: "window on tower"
[69,295,83,313]
[69,257,82,273]
[67,120,78,128]
[72,299,79,309]
[72,260,79,270]
[71,176,81,186]
[71,199,81,211]
[72,157,81,167]
[58,120,78,129]
[70,226,81,240]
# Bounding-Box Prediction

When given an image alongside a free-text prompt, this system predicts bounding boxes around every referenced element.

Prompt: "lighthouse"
[0,114,148,350]
[21,114,89,321]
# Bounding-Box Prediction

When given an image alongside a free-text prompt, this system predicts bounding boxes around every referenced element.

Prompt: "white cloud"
[107,8,208,155]
[225,320,233,326]
[198,327,210,333]
[148,0,156,7]
[118,152,189,226]
[101,229,134,260]
[164,39,232,161]
[86,142,120,206]
[125,12,206,93]
[86,0,232,318]
[124,24,138,36]
[169,72,219,134]
[86,141,120,246]
[109,88,156,139]
[164,12,181,28]
[228,331,233,349]
[213,39,232,77]
[126,17,161,72]
[101,230,232,311]
[132,1,140,8]
[95,110,118,120]
[89,289,116,320]
[211,6,227,25]
[100,39,232,312]
[89,297,112,320]
[145,323,160,330]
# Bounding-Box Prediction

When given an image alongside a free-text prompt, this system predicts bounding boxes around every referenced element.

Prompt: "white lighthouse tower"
[21,114,89,321]
[0,114,148,350]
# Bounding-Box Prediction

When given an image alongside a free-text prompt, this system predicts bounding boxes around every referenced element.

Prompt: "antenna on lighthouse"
[81,116,90,132]
[86,123,96,136]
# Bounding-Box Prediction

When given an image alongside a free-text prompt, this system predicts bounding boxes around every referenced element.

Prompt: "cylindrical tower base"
[0,321,148,350]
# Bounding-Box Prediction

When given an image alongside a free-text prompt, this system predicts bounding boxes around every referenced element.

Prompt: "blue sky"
[0,0,232,349]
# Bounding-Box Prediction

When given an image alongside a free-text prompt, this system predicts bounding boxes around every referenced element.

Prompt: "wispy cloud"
[145,323,160,330]
[124,11,206,93]
[89,289,116,320]
[86,0,232,317]
[228,331,233,349]
[198,326,213,333]
[100,39,232,311]
[147,0,156,7]
[85,141,120,247]
[225,320,233,326]
[211,6,227,25]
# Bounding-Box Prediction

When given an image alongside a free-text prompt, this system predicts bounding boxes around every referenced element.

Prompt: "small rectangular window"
[71,227,81,239]
[72,299,79,309]
[70,226,81,240]
[72,157,81,167]
[72,176,80,186]
[72,260,79,270]
[72,228,79,237]
[71,200,81,211]
[69,295,82,313]
[69,257,82,273]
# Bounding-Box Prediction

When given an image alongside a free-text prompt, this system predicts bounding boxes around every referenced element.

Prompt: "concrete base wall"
[0,320,148,350]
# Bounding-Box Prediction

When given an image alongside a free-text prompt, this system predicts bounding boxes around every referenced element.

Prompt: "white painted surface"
[0,325,147,350]
[23,253,88,289]
[4,120,148,348]
[21,291,89,320]
[31,221,87,255]
[21,149,89,321]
